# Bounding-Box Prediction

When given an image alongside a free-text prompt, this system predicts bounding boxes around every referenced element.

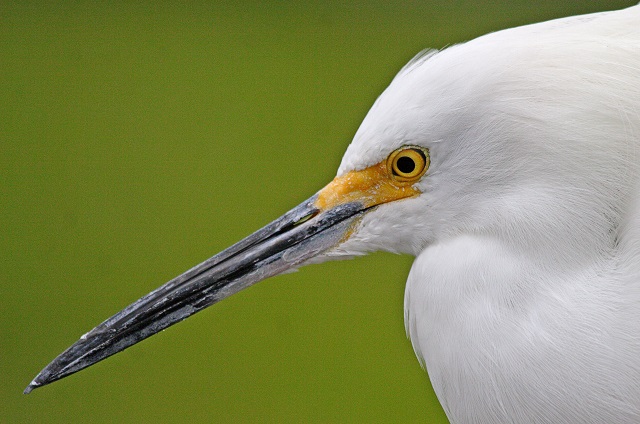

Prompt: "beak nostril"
[293,211,319,227]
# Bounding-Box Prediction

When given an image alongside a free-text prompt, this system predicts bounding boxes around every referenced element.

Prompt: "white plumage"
[332,5,640,423]
[27,5,640,423]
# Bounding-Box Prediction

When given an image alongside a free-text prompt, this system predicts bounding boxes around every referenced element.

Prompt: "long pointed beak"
[25,155,424,394]
[25,194,366,394]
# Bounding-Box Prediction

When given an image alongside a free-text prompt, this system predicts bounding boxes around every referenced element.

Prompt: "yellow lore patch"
[315,147,429,211]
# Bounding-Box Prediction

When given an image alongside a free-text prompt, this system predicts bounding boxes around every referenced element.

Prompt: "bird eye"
[387,147,429,182]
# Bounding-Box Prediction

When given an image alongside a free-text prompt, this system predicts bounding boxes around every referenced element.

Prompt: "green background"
[2,1,635,423]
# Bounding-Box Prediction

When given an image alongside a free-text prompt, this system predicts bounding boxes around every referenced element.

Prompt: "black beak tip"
[24,369,51,394]
[24,381,39,394]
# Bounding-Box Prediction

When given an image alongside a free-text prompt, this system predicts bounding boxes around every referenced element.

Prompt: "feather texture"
[334,5,640,423]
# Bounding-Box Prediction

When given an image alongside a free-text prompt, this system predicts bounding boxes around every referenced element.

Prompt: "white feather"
[333,5,640,423]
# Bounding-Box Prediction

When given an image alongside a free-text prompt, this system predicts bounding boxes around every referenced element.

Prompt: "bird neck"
[404,233,639,423]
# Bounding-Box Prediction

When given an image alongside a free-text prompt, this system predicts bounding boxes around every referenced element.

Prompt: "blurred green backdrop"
[2,1,636,423]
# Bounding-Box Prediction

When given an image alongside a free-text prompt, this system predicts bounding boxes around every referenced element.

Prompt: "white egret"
[26,5,640,423]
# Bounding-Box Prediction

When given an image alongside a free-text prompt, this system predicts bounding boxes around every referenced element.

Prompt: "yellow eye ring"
[387,147,430,182]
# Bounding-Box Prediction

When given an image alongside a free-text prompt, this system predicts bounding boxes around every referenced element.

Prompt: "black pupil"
[396,156,416,174]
